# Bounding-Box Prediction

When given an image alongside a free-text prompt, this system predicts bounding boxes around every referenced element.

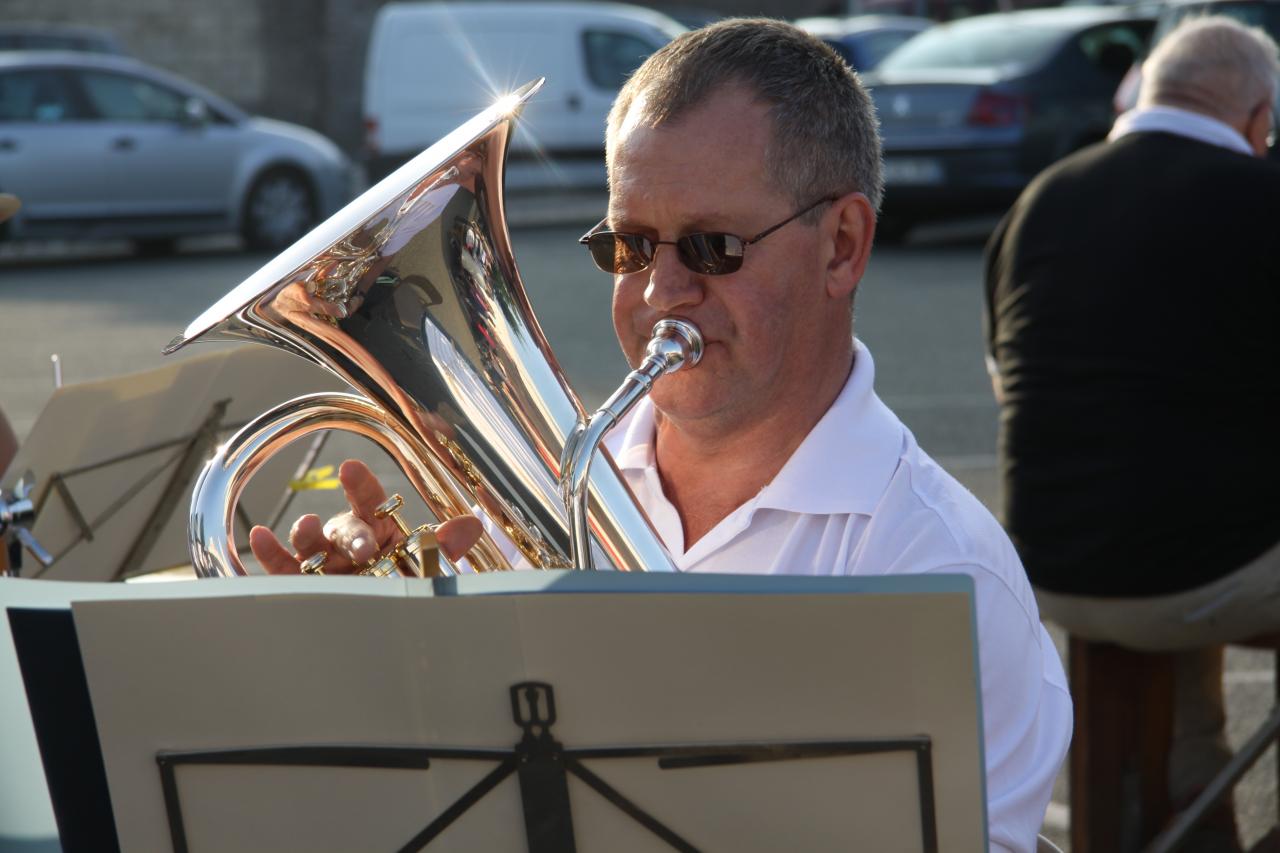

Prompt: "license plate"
[882,157,944,186]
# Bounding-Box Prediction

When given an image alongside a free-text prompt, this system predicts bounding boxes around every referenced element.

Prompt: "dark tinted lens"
[586,233,651,274]
[679,232,745,275]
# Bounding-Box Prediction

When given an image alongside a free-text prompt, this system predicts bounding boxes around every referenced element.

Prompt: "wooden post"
[1069,637,1175,852]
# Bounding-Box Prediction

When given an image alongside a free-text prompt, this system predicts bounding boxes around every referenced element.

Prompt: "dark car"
[797,15,934,72]
[862,6,1154,239]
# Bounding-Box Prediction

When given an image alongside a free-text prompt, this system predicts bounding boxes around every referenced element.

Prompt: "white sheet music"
[64,577,986,851]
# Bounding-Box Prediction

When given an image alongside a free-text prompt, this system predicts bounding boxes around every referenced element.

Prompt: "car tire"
[241,167,316,252]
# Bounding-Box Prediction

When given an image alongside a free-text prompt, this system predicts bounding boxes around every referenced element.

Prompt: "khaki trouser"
[1036,535,1280,652]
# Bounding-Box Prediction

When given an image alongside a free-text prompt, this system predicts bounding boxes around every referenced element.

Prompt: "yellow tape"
[288,465,341,492]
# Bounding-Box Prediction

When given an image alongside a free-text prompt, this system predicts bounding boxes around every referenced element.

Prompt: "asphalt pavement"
[1,200,1276,851]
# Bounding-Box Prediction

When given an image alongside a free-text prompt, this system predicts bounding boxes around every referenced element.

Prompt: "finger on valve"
[338,459,402,546]
[251,512,483,575]
[322,511,382,566]
[436,515,483,563]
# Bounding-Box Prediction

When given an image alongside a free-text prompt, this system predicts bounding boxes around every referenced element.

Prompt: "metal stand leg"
[1145,704,1280,853]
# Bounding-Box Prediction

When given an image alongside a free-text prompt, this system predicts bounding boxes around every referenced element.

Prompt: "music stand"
[8,572,988,851]
[1,348,342,580]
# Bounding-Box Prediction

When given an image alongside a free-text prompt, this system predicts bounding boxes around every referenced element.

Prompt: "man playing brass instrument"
[250,19,1071,850]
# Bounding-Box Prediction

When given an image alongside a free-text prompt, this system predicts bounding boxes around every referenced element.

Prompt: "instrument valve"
[369,494,439,578]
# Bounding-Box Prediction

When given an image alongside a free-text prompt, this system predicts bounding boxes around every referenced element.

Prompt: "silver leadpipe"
[561,320,702,569]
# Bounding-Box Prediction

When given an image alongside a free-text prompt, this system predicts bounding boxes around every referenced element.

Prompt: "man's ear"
[825,191,876,299]
[1245,100,1274,157]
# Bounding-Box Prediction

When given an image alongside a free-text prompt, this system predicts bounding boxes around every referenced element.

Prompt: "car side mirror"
[182,97,210,127]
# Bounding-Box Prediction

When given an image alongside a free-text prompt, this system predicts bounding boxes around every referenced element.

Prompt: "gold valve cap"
[300,552,327,575]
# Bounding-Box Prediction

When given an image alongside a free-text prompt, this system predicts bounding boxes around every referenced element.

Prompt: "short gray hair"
[1142,15,1280,120]
[606,18,884,215]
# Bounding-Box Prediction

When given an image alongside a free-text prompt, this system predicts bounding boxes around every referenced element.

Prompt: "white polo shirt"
[602,340,1072,853]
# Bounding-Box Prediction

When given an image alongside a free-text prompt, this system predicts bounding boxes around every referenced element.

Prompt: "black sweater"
[985,130,1280,596]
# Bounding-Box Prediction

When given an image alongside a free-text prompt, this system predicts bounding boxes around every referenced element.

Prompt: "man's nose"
[643,244,704,313]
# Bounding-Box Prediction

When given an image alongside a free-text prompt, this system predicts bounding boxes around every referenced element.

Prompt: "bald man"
[985,16,1280,851]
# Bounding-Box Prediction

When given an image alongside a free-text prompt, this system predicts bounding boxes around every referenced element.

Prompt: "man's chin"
[649,372,727,423]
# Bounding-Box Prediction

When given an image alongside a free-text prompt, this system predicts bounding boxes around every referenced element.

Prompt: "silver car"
[0,51,357,251]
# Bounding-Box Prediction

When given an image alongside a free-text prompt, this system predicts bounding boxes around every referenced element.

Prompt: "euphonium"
[166,80,699,577]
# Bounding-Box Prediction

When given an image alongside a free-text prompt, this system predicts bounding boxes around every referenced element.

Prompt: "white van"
[363,2,686,187]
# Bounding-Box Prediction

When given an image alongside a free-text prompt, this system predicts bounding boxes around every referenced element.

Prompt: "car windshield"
[877,20,1067,70]
[1156,1,1280,42]
[853,29,926,69]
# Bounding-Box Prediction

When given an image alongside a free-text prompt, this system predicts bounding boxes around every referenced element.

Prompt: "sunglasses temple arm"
[578,218,608,243]
[745,196,839,246]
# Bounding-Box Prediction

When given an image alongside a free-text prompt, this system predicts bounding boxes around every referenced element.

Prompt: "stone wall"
[4,0,268,110]
[5,0,844,155]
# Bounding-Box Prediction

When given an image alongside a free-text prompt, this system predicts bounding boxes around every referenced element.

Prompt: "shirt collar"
[608,391,658,470]
[1109,105,1254,156]
[605,339,905,517]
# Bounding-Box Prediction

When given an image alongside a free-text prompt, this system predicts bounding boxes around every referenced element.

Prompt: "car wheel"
[241,168,316,251]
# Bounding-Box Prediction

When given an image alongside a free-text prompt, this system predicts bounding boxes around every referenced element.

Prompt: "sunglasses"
[579,196,837,276]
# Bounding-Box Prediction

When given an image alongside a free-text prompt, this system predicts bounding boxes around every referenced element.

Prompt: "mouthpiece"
[645,318,704,376]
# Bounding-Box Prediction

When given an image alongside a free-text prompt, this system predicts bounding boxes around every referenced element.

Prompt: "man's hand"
[248,459,482,575]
